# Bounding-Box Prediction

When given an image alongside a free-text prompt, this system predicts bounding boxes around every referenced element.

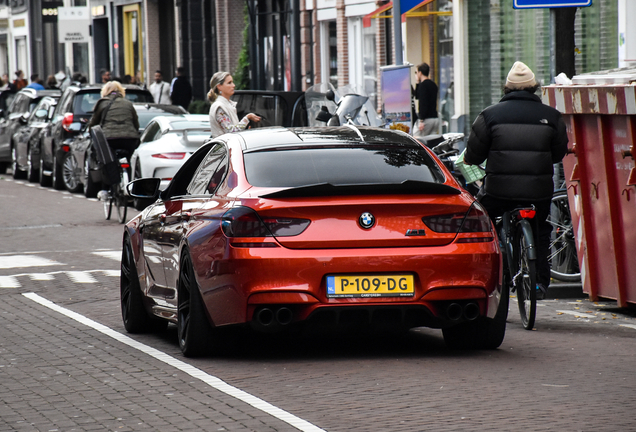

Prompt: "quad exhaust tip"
[446,302,480,321]
[255,307,293,327]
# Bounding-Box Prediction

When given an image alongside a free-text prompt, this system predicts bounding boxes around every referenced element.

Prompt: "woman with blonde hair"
[208,71,260,138]
[89,81,139,160]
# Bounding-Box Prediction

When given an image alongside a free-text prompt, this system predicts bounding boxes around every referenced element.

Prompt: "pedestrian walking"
[207,71,260,138]
[412,63,440,137]
[11,70,27,91]
[464,61,569,299]
[100,69,112,84]
[149,70,171,105]
[46,75,58,89]
[26,74,45,90]
[170,67,192,111]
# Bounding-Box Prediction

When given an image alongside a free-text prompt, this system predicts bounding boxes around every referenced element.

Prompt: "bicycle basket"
[454,149,486,184]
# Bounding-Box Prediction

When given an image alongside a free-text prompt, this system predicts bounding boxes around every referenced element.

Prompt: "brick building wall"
[300,5,314,90]
[336,0,348,87]
[144,0,160,83]
[216,0,245,74]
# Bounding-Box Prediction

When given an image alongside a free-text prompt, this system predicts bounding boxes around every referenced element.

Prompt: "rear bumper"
[194,241,502,330]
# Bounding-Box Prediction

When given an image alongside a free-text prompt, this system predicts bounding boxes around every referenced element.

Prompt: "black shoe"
[536,284,548,300]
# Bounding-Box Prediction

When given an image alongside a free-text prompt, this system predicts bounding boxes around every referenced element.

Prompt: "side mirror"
[316,106,332,123]
[127,178,162,200]
[325,90,335,102]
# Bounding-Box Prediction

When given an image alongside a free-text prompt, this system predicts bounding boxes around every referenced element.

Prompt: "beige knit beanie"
[505,61,537,89]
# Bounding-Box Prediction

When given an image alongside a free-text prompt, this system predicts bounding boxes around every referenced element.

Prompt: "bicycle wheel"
[548,190,581,282]
[514,225,537,330]
[103,193,113,220]
[114,184,128,224]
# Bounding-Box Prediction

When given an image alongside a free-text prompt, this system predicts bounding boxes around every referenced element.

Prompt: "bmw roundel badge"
[359,212,375,229]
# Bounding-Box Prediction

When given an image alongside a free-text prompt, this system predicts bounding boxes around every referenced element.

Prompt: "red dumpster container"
[543,71,636,307]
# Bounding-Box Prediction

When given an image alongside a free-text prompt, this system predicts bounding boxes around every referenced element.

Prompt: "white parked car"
[130,115,210,209]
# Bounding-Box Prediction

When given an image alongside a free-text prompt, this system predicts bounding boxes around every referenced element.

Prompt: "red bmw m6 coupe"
[121,126,506,356]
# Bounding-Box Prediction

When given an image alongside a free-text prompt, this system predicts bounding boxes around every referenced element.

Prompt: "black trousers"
[479,195,552,288]
[107,138,138,163]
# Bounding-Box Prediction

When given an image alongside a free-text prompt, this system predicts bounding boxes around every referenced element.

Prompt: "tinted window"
[74,92,102,115]
[235,94,286,127]
[125,91,154,103]
[187,145,227,195]
[140,121,161,143]
[244,144,445,187]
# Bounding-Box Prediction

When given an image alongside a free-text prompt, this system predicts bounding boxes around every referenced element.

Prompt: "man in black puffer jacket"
[465,61,568,299]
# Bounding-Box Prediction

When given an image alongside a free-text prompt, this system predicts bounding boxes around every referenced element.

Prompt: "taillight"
[458,202,493,233]
[62,113,73,131]
[421,202,492,234]
[518,209,536,219]
[151,153,186,159]
[121,163,130,169]
[421,213,465,233]
[221,207,310,238]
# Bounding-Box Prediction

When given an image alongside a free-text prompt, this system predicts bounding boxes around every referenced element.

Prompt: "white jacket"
[149,81,172,105]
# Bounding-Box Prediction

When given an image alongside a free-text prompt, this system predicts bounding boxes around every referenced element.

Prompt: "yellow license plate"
[326,275,414,298]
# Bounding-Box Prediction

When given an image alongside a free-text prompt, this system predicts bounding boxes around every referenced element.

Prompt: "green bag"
[454,149,486,184]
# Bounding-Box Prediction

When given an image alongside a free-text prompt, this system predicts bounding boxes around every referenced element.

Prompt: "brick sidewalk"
[0,293,300,432]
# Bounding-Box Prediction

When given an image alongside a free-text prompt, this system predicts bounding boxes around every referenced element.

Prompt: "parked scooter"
[306,83,383,127]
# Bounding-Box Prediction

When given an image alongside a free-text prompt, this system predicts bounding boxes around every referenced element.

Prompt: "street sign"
[513,0,592,8]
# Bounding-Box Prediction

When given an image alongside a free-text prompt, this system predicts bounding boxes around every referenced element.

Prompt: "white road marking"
[101,270,120,277]
[0,276,20,288]
[65,271,98,284]
[22,293,325,432]
[556,310,597,319]
[29,273,55,281]
[92,251,122,262]
[0,255,62,269]
[619,324,636,330]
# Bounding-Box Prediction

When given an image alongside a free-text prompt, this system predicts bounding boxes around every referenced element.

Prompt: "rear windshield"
[74,91,154,115]
[244,144,445,187]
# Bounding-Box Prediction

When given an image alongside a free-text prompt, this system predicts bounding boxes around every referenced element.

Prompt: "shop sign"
[42,1,64,23]
[57,7,90,43]
[513,0,592,8]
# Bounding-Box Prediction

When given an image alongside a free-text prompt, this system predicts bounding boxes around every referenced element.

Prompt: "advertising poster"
[380,65,413,134]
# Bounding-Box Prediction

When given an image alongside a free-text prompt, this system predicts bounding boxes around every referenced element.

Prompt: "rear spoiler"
[260,181,461,198]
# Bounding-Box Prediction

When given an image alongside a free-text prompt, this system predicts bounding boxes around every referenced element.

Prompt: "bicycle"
[497,206,538,330]
[100,150,130,224]
[547,189,581,282]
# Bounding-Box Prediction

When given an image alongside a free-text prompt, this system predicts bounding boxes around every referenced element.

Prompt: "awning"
[363,0,439,28]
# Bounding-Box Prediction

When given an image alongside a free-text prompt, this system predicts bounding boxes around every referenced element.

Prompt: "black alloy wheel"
[120,235,167,333]
[26,145,39,183]
[177,251,214,357]
[11,146,26,179]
